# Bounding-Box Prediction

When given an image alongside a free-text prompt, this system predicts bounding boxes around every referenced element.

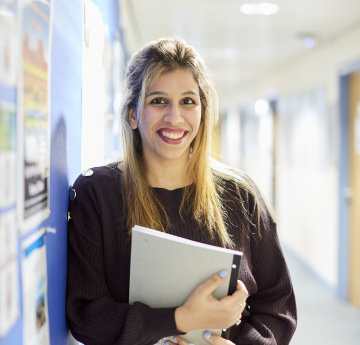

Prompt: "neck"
[144,156,191,190]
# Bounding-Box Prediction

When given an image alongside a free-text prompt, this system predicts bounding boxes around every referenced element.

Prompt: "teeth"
[160,131,184,139]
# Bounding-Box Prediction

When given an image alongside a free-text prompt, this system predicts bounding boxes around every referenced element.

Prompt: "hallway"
[285,251,360,344]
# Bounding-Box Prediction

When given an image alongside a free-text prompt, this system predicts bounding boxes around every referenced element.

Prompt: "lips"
[157,128,189,143]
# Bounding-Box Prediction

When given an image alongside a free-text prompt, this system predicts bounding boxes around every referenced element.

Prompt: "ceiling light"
[304,37,315,48]
[240,2,279,16]
[297,33,316,49]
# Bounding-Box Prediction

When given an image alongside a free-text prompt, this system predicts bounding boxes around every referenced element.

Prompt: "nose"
[163,103,184,125]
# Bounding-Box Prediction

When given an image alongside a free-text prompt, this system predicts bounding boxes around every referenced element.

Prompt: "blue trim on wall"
[338,74,350,300]
[0,204,16,214]
[0,83,16,103]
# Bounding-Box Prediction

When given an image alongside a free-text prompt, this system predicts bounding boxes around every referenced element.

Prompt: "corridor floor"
[285,251,360,345]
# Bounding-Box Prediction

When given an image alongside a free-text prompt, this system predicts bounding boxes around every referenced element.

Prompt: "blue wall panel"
[1,0,82,344]
[0,1,123,343]
[44,0,83,344]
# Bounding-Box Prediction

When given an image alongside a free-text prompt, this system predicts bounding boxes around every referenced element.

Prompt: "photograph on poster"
[21,229,50,345]
[0,210,19,337]
[20,0,51,233]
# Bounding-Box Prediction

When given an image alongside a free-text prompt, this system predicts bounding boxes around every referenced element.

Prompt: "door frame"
[338,59,360,300]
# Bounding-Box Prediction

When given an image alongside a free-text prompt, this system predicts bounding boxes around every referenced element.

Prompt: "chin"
[158,150,189,161]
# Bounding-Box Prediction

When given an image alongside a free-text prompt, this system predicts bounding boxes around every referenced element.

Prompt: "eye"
[150,98,167,105]
[181,98,195,105]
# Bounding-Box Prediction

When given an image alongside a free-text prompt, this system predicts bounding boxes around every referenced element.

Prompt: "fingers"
[220,280,248,306]
[218,280,247,327]
[233,281,248,322]
[203,331,235,344]
[234,280,249,299]
[177,339,189,345]
[176,274,249,332]
[164,336,188,345]
[195,270,229,296]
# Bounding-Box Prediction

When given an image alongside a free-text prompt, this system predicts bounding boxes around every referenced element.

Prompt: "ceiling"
[120,0,360,105]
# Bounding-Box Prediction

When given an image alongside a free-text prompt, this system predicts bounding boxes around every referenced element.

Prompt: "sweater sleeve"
[66,173,182,345]
[232,218,297,345]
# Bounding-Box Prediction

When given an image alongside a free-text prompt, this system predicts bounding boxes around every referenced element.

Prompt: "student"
[66,37,297,345]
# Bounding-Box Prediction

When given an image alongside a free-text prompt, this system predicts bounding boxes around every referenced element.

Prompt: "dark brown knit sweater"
[66,164,297,345]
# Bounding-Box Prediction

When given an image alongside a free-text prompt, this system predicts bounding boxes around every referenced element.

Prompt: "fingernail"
[171,337,178,343]
[204,330,212,339]
[219,269,228,278]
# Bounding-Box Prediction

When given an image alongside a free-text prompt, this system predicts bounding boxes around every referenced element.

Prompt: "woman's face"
[130,68,202,165]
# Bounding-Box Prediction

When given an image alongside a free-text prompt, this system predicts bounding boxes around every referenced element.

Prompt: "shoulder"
[68,163,124,245]
[73,162,123,189]
[71,162,124,203]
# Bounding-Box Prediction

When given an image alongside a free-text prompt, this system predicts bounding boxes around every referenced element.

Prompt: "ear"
[129,108,138,129]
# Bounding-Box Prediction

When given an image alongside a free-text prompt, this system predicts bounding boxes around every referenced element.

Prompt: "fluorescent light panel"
[240,2,279,16]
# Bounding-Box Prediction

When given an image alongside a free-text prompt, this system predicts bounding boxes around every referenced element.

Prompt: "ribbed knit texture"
[66,164,297,345]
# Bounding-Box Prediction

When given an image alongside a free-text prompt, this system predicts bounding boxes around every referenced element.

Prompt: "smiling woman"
[129,69,202,174]
[66,37,297,345]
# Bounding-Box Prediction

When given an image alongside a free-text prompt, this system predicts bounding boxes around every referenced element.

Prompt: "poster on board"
[21,229,50,345]
[19,0,51,233]
[0,101,16,210]
[0,101,18,339]
[0,210,19,337]
[0,0,18,212]
[0,0,20,337]
[0,0,18,87]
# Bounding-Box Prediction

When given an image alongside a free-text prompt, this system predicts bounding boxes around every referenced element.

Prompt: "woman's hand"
[203,331,236,345]
[174,270,248,332]
[165,332,236,345]
[164,336,187,345]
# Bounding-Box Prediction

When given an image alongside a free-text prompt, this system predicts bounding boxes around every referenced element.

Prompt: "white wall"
[221,108,242,168]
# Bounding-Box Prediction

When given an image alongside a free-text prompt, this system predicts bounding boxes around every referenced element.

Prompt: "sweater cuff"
[141,305,184,341]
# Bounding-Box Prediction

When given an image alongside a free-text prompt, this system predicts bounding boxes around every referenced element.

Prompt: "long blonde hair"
[121,38,265,247]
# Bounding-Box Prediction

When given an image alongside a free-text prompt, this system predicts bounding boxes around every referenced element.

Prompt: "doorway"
[348,72,360,307]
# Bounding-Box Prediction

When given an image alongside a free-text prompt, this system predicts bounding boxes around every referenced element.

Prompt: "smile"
[161,131,185,139]
[157,128,188,143]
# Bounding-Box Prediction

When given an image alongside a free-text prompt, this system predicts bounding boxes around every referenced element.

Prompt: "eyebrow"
[145,90,199,98]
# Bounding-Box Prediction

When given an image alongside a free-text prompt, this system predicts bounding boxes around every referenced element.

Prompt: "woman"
[66,38,297,345]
